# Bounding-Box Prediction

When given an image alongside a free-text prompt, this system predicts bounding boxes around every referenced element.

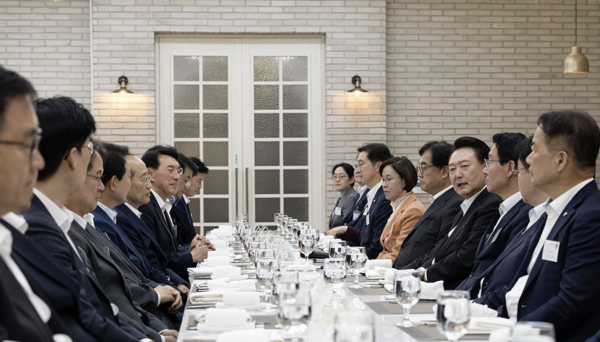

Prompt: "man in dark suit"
[464,137,549,309]
[455,133,530,290]
[139,145,210,281]
[327,143,393,259]
[0,66,69,341]
[501,111,600,342]
[21,96,148,341]
[170,152,198,248]
[66,149,180,341]
[176,156,209,245]
[393,141,463,269]
[404,137,502,289]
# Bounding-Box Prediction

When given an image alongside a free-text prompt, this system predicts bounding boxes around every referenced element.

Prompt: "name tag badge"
[542,240,560,263]
[366,214,370,226]
[334,207,342,216]
[352,211,360,221]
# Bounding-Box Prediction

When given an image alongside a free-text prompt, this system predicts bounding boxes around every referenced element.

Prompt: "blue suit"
[172,197,195,248]
[116,204,186,287]
[138,194,194,279]
[16,195,144,341]
[456,199,531,295]
[516,181,600,342]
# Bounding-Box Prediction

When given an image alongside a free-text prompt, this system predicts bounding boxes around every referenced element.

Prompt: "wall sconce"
[112,76,134,96]
[347,75,368,98]
[564,0,589,74]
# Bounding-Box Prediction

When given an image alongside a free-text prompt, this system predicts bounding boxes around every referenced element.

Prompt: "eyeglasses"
[332,175,348,181]
[484,159,501,168]
[354,162,370,170]
[0,127,42,161]
[87,173,105,183]
[381,176,400,185]
[515,167,527,178]
[165,167,184,175]
[416,164,436,174]
[84,140,94,156]
[185,180,192,188]
[133,174,151,183]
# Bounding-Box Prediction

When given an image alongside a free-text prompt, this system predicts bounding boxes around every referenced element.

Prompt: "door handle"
[235,167,239,218]
[245,167,249,216]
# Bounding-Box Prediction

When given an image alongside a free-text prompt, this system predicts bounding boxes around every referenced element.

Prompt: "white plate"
[196,322,255,333]
[215,302,265,311]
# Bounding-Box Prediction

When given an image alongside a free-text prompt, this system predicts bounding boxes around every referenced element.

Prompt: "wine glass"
[299,229,318,266]
[272,271,300,305]
[394,274,421,327]
[323,258,347,308]
[334,311,374,342]
[511,322,555,342]
[436,291,471,342]
[256,258,279,309]
[345,247,367,289]
[278,288,312,342]
[329,241,347,259]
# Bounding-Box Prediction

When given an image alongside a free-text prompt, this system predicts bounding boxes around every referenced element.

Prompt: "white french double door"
[158,36,324,234]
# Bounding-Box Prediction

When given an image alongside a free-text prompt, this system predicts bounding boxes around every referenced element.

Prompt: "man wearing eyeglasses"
[169,153,199,249]
[393,141,463,269]
[139,146,210,282]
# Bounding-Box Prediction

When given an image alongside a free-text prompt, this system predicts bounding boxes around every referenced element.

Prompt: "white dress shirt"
[125,202,143,219]
[97,201,118,224]
[429,185,453,204]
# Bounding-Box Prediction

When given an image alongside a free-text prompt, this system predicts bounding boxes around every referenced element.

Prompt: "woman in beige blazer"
[377,156,426,261]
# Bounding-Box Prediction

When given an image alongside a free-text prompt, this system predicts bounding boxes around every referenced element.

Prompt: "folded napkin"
[488,327,511,342]
[421,280,444,299]
[380,268,415,284]
[209,250,232,258]
[206,256,231,267]
[197,308,254,333]
[189,291,225,303]
[384,284,393,292]
[365,259,392,270]
[211,265,243,280]
[189,267,213,277]
[365,267,387,280]
[208,279,256,291]
[470,302,499,318]
[216,329,269,342]
[215,291,265,310]
[467,317,514,334]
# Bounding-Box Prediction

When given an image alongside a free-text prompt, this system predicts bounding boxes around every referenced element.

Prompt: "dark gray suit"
[394,188,463,269]
[329,187,358,228]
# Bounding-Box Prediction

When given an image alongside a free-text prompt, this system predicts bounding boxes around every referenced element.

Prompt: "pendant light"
[564,0,589,74]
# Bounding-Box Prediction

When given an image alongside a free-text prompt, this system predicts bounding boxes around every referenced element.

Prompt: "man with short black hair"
[170,153,198,248]
[404,137,502,289]
[503,111,600,342]
[327,143,394,259]
[393,141,463,269]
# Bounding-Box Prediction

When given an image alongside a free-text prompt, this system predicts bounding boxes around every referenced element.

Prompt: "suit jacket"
[21,194,144,342]
[469,216,545,310]
[377,193,426,261]
[329,187,358,228]
[116,204,186,288]
[516,181,600,342]
[341,186,366,225]
[456,199,531,296]
[68,221,167,342]
[171,197,194,248]
[403,188,502,289]
[0,255,60,342]
[393,188,463,269]
[138,194,194,279]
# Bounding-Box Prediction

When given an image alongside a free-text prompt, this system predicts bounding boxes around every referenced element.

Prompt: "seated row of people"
[0,66,213,342]
[327,111,600,342]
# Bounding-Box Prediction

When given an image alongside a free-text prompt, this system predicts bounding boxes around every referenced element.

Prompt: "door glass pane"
[203,113,228,138]
[174,142,199,158]
[203,85,228,110]
[255,198,280,222]
[255,142,279,166]
[282,85,307,110]
[254,56,279,82]
[284,170,308,194]
[254,85,279,110]
[203,169,228,195]
[174,113,199,138]
[283,113,307,138]
[174,85,199,110]
[203,142,228,166]
[203,56,228,82]
[283,141,308,166]
[255,170,280,194]
[174,56,199,81]
[204,198,229,222]
[284,198,308,221]
[282,56,307,81]
[189,197,200,224]
[255,113,279,138]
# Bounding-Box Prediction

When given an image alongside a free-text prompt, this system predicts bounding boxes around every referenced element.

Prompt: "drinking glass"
[334,311,374,342]
[273,271,300,305]
[254,249,275,265]
[511,322,555,342]
[436,291,471,342]
[278,288,312,342]
[345,247,367,289]
[323,259,347,308]
[299,229,318,266]
[394,274,421,327]
[256,258,279,309]
[329,241,347,259]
